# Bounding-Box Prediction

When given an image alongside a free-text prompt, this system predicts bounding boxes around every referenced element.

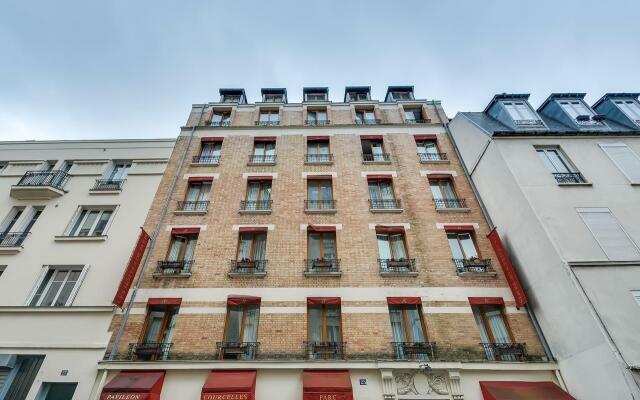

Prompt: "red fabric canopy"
[308,224,337,233]
[201,137,224,143]
[188,176,214,183]
[227,295,261,306]
[307,136,330,141]
[303,370,353,400]
[414,134,437,141]
[387,297,422,305]
[201,370,257,400]
[469,297,504,306]
[480,381,575,400]
[254,136,276,142]
[307,297,341,305]
[367,174,393,180]
[101,371,165,400]
[426,173,452,180]
[238,226,268,233]
[246,176,272,181]
[148,298,182,306]
[488,228,528,308]
[375,226,405,234]
[444,225,475,232]
[360,135,383,140]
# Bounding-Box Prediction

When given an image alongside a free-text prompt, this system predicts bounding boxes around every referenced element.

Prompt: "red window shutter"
[201,137,224,143]
[387,297,421,305]
[148,297,182,306]
[307,297,341,305]
[227,295,261,305]
[468,297,504,306]
[171,227,200,235]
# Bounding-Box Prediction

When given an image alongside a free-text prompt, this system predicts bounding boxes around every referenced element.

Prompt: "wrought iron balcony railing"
[128,342,172,361]
[17,170,69,190]
[481,342,528,361]
[552,172,586,184]
[210,120,231,127]
[0,232,30,247]
[305,154,333,163]
[176,201,209,212]
[369,198,402,210]
[230,259,267,275]
[240,200,272,212]
[453,258,493,274]
[248,154,277,164]
[92,179,126,191]
[156,260,193,275]
[255,121,280,126]
[305,120,331,126]
[305,259,340,274]
[405,119,430,124]
[434,198,467,209]
[355,118,380,125]
[304,199,336,210]
[216,341,259,360]
[362,153,391,163]
[391,342,437,360]
[418,152,448,162]
[379,258,417,274]
[192,155,220,165]
[306,341,346,360]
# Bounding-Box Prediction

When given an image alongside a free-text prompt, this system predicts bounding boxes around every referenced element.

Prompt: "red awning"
[375,226,405,234]
[426,173,453,179]
[201,370,257,400]
[188,176,214,183]
[307,297,341,305]
[367,174,393,180]
[201,137,224,143]
[101,371,165,400]
[307,136,330,141]
[238,226,268,233]
[469,297,504,306]
[308,224,337,233]
[387,297,422,305]
[246,176,273,181]
[487,228,528,308]
[254,136,276,142]
[171,227,201,235]
[227,295,261,305]
[148,298,182,306]
[360,135,383,140]
[444,225,475,232]
[414,134,437,141]
[480,381,575,400]
[303,370,353,400]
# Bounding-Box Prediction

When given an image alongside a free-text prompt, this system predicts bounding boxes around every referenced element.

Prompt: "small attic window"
[391,91,413,101]
[348,92,369,101]
[614,100,640,125]
[263,93,283,103]
[502,101,540,125]
[306,92,328,101]
[222,94,242,103]
[558,100,600,126]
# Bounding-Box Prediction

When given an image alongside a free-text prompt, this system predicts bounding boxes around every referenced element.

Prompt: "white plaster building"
[0,139,174,400]
[449,93,640,400]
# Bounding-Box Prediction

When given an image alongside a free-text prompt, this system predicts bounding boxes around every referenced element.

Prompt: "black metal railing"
[434,198,467,209]
[369,198,402,209]
[16,170,70,190]
[156,260,193,275]
[418,152,448,162]
[240,200,272,211]
[216,342,260,360]
[405,119,430,124]
[379,258,417,274]
[305,120,331,126]
[481,342,528,361]
[92,179,126,191]
[230,259,267,274]
[392,342,437,360]
[0,232,30,247]
[305,259,340,274]
[192,155,220,164]
[255,121,280,126]
[176,201,209,212]
[552,172,586,184]
[305,154,333,163]
[355,118,380,125]
[362,153,391,162]
[306,341,346,360]
[128,342,172,361]
[210,120,231,127]
[248,155,277,164]
[453,258,493,274]
[305,199,336,210]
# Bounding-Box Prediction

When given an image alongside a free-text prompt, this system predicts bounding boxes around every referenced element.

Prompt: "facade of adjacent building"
[449,93,640,400]
[94,87,572,400]
[0,139,174,400]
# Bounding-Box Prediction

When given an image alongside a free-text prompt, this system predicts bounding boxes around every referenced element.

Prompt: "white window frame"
[632,290,640,306]
[103,161,131,181]
[503,101,539,123]
[26,265,89,307]
[577,207,640,261]
[305,93,327,102]
[0,163,7,174]
[614,99,640,123]
[535,146,580,174]
[599,143,640,184]
[64,206,118,237]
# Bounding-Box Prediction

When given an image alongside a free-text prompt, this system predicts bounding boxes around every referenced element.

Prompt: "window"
[307,110,328,125]
[167,232,198,263]
[258,110,279,125]
[404,108,422,122]
[0,163,6,173]
[237,232,267,262]
[308,302,342,359]
[391,91,412,101]
[0,206,41,246]
[503,101,539,123]
[389,303,428,359]
[263,93,283,103]
[307,178,334,209]
[29,266,85,307]
[251,140,276,163]
[361,138,387,162]
[447,230,479,260]
[211,111,231,126]
[536,147,585,183]
[417,140,443,161]
[66,207,113,237]
[184,180,211,203]
[614,100,640,123]
[222,94,241,103]
[222,303,260,359]
[430,177,463,208]
[306,93,327,101]
[198,141,222,163]
[0,265,6,278]
[0,207,25,235]
[138,303,178,360]
[377,231,408,260]
[559,100,595,124]
[577,208,640,261]
[306,139,331,163]
[244,179,272,210]
[355,110,376,124]
[472,304,515,360]
[37,382,77,400]
[308,230,337,261]
[600,143,640,183]
[368,178,397,208]
[349,92,369,101]
[106,162,131,181]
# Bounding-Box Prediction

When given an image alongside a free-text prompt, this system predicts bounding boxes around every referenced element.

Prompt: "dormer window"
[219,89,246,104]
[261,88,287,103]
[263,94,283,103]
[614,100,640,125]
[391,91,412,101]
[559,100,599,126]
[223,95,241,103]
[502,101,540,125]
[350,92,368,101]
[306,93,327,102]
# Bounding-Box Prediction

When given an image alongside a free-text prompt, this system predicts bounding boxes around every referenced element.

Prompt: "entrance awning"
[303,370,353,400]
[201,370,256,400]
[100,371,165,400]
[480,381,575,400]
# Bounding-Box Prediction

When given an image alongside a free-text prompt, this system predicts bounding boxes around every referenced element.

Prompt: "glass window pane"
[308,306,323,341]
[323,234,336,259]
[447,233,464,259]
[308,182,319,201]
[377,234,392,259]
[246,182,259,201]
[389,307,407,342]
[225,306,243,342]
[308,233,321,260]
[144,311,165,342]
[93,211,112,236]
[242,306,260,342]
[168,237,185,261]
[390,234,406,259]
[325,306,341,341]
[79,211,99,236]
[459,233,478,258]
[238,234,252,260]
[254,233,267,260]
[406,307,426,342]
[429,181,443,200]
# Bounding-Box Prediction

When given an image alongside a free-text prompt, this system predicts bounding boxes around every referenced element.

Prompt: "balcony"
[10,170,69,199]
[191,155,220,165]
[216,342,259,360]
[481,342,528,361]
[453,258,496,276]
[154,260,193,277]
[306,341,346,360]
[176,201,209,214]
[304,154,333,165]
[229,259,267,278]
[239,200,272,214]
[552,172,587,184]
[255,121,280,127]
[369,198,403,213]
[0,232,30,254]
[247,155,276,165]
[362,153,391,164]
[305,120,331,126]
[355,119,380,125]
[379,258,417,276]
[418,152,448,163]
[434,198,469,212]
[304,259,341,277]
[128,342,172,361]
[405,119,431,124]
[304,200,337,213]
[91,179,126,192]
[392,342,437,360]
[210,121,231,127]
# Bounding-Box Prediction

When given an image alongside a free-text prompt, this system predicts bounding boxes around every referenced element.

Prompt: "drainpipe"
[432,102,556,362]
[107,105,206,361]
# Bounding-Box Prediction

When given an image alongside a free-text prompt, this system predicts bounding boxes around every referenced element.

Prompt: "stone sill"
[436,208,471,213]
[238,210,272,215]
[457,271,497,278]
[304,272,342,277]
[304,209,337,214]
[0,246,23,255]
[89,189,122,195]
[152,273,192,279]
[54,235,107,242]
[380,272,418,277]
[370,208,403,214]
[557,182,593,187]
[228,272,267,279]
[190,162,219,167]
[174,210,208,216]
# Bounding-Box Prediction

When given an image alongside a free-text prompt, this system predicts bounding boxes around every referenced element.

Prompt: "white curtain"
[242,306,260,342]
[238,234,252,260]
[308,307,323,342]
[377,234,392,259]
[459,233,478,258]
[308,233,321,260]
[183,238,197,261]
[326,307,341,342]
[254,234,267,260]
[380,181,393,200]
[324,235,336,259]
[368,181,380,200]
[389,308,406,342]
[390,234,406,259]
[246,183,259,202]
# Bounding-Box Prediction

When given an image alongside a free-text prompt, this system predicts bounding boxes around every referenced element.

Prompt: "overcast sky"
[1,0,638,140]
